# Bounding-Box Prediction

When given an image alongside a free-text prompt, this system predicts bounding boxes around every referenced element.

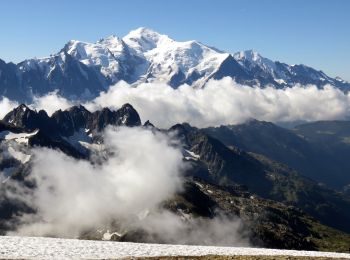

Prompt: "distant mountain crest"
[0,27,348,102]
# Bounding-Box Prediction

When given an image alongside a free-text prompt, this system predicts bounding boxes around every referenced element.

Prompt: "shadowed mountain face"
[0,28,349,102]
[1,105,350,251]
[202,120,350,189]
[1,104,141,159]
[3,103,141,136]
[169,123,350,234]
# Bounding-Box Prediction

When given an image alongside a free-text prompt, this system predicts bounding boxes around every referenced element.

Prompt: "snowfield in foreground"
[0,236,350,259]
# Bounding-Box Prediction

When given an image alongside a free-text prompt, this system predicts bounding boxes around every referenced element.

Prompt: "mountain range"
[0,27,349,102]
[1,104,350,252]
[1,28,350,253]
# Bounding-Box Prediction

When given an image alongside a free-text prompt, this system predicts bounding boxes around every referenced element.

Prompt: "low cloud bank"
[1,78,350,128]
[87,78,350,128]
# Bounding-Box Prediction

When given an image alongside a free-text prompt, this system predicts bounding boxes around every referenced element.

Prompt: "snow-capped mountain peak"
[122,27,174,53]
[98,34,120,43]
[234,49,262,62]
[120,28,231,86]
[234,49,278,75]
[61,38,125,83]
[0,27,349,102]
[97,35,125,55]
[64,40,90,59]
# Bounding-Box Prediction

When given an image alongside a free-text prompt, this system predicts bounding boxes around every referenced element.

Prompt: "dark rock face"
[88,103,141,132]
[143,120,155,128]
[0,121,23,133]
[51,105,92,136]
[3,103,141,137]
[28,130,86,159]
[168,179,318,250]
[169,123,272,191]
[212,55,250,82]
[169,123,350,234]
[114,103,142,127]
[17,52,106,101]
[2,104,55,133]
[1,103,142,158]
[90,108,114,131]
[169,69,186,87]
[203,120,350,189]
[0,59,25,101]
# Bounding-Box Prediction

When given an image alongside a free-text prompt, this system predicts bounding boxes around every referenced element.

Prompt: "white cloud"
[85,78,350,128]
[5,127,250,246]
[2,78,350,128]
[0,97,18,120]
[31,91,75,116]
[129,210,249,246]
[9,127,184,238]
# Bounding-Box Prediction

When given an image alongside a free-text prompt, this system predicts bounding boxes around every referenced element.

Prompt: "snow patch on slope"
[0,236,349,259]
[2,130,38,145]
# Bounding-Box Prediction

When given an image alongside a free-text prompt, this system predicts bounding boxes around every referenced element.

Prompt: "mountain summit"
[0,27,348,101]
[122,27,173,53]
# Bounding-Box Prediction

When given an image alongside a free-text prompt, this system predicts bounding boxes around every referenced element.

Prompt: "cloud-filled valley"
[2,127,249,246]
[5,128,182,236]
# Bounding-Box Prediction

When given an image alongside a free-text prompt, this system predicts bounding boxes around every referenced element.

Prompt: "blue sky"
[0,0,349,80]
